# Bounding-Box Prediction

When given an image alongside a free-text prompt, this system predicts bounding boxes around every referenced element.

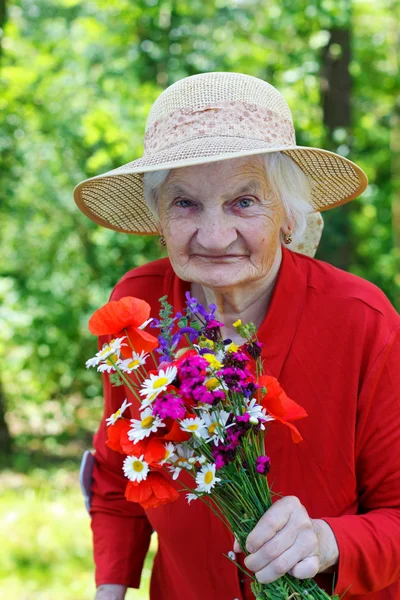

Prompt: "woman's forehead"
[163,155,268,196]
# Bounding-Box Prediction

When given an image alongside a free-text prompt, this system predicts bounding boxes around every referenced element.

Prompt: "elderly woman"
[74,72,400,600]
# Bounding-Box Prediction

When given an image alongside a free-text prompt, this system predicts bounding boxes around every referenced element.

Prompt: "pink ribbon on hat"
[144,99,296,155]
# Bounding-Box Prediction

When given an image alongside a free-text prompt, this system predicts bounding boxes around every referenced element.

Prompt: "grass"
[0,462,155,600]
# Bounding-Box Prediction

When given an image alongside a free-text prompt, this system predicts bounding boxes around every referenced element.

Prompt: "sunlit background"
[0,0,399,598]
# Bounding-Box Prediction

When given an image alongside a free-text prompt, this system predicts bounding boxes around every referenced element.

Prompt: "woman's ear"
[281,215,295,237]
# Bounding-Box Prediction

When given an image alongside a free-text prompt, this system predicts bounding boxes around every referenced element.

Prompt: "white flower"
[200,410,232,444]
[241,398,274,431]
[195,463,221,493]
[106,399,132,426]
[139,366,178,406]
[168,445,194,480]
[85,337,127,369]
[186,493,199,504]
[180,417,208,439]
[98,361,120,373]
[123,455,149,483]
[119,351,148,373]
[159,442,177,466]
[138,318,153,330]
[128,407,166,442]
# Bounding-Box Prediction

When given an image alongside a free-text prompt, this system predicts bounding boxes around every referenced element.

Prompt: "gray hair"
[143,152,313,242]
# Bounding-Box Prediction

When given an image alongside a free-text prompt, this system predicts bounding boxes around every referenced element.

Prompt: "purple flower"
[236,413,250,423]
[180,376,206,397]
[223,351,249,369]
[255,455,271,475]
[214,454,226,470]
[217,366,250,392]
[244,341,263,360]
[152,394,186,420]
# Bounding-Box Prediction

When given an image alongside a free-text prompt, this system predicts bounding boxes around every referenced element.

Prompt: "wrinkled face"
[158,155,289,289]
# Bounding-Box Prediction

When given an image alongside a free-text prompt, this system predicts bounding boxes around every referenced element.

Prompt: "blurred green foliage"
[0,466,155,598]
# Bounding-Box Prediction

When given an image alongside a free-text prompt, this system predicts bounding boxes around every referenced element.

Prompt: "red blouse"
[89,248,400,599]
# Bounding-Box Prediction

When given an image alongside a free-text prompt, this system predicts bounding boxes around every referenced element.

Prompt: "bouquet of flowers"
[86,293,338,600]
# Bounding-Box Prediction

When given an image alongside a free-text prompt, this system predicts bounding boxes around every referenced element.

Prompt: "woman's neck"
[191,247,282,343]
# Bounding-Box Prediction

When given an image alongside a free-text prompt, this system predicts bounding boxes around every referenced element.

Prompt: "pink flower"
[255,455,271,475]
[153,394,186,420]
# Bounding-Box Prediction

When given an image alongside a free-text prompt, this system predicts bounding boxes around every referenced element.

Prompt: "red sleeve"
[89,274,159,588]
[322,326,400,596]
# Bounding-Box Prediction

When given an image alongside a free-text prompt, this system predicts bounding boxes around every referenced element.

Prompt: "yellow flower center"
[204,471,213,484]
[114,409,121,418]
[153,377,169,389]
[141,415,155,428]
[132,460,144,472]
[99,346,112,358]
[208,422,218,435]
[205,377,219,391]
[128,359,140,369]
[187,423,199,431]
[106,353,118,366]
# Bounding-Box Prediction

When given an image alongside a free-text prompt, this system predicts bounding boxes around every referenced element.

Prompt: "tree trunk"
[317,22,353,270]
[0,376,13,455]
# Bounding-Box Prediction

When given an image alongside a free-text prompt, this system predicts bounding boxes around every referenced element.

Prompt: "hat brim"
[73,136,368,235]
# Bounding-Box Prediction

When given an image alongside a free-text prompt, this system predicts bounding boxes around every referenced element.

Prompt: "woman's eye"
[175,198,194,208]
[236,197,254,208]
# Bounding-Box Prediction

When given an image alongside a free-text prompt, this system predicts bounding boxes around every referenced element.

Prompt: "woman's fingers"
[244,525,297,573]
[243,496,321,583]
[253,546,319,584]
[289,555,320,579]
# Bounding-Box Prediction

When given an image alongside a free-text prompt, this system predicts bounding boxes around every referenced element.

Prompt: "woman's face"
[158,155,290,289]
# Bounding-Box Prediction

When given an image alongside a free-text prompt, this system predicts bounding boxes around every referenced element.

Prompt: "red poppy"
[258,375,307,443]
[88,296,159,353]
[125,471,179,508]
[121,435,167,465]
[106,418,131,454]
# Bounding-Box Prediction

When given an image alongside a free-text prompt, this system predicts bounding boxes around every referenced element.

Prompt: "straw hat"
[73,72,367,252]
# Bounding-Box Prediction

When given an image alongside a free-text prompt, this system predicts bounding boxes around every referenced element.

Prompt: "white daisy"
[200,410,233,444]
[180,417,208,439]
[105,399,132,426]
[195,463,221,493]
[128,407,166,442]
[168,445,194,480]
[119,350,149,373]
[122,455,149,483]
[245,398,275,430]
[186,493,199,504]
[97,361,120,373]
[159,442,177,466]
[85,337,127,368]
[139,366,178,406]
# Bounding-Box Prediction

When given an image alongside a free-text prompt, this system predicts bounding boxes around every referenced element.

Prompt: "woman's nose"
[195,210,237,251]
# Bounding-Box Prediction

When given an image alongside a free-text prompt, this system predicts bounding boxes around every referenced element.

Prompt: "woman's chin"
[191,263,253,289]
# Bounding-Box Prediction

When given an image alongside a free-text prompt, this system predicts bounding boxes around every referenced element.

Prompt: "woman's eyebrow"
[167,180,261,198]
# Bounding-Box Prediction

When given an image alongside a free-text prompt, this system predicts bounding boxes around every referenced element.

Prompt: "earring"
[159,235,166,246]
[283,233,292,245]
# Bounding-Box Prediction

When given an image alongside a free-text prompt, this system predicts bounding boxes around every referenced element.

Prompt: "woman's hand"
[94,584,127,600]
[233,496,339,583]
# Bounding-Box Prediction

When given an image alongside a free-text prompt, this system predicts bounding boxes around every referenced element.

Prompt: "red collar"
[164,248,307,378]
